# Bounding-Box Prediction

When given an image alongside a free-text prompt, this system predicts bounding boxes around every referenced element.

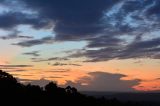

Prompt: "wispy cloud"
[12,36,55,47]
[52,62,82,66]
[31,57,69,62]
[0,64,33,68]
[47,69,70,73]
[22,51,40,57]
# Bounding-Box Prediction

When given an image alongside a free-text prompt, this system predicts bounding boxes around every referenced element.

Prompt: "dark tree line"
[0,70,159,106]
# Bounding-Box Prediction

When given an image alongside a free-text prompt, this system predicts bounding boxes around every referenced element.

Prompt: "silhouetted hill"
[0,70,160,106]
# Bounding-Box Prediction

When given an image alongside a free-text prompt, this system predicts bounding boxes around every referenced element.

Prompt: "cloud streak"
[12,36,55,47]
[0,64,33,68]
[31,57,69,62]
[23,51,40,57]
[53,62,82,66]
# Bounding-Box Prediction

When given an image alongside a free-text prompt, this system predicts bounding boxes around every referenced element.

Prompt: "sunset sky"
[0,0,160,92]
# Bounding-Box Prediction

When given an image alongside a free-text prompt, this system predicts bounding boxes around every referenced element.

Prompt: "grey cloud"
[0,30,33,40]
[18,71,140,91]
[63,71,140,92]
[69,64,82,66]
[87,35,123,48]
[0,64,33,68]
[52,62,81,66]
[48,69,70,73]
[1,0,160,61]
[12,36,55,47]
[23,51,40,57]
[70,37,160,62]
[31,57,69,62]
[20,0,121,41]
[0,11,50,29]
[52,62,68,66]
[145,0,160,18]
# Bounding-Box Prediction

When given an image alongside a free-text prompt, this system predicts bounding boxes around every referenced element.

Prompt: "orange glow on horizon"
[1,58,160,91]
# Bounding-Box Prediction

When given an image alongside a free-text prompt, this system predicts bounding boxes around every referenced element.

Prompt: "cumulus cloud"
[16,71,140,91]
[63,72,140,92]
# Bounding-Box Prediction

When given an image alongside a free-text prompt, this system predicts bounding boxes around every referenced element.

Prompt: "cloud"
[22,51,40,57]
[63,71,140,92]
[31,57,69,62]
[0,11,50,29]
[1,0,160,61]
[17,71,140,91]
[45,76,63,79]
[12,36,55,47]
[156,78,160,80]
[70,37,160,62]
[0,30,33,40]
[52,62,82,66]
[145,0,160,18]
[20,0,121,41]
[47,69,70,73]
[87,35,123,48]
[0,64,33,68]
[10,69,28,72]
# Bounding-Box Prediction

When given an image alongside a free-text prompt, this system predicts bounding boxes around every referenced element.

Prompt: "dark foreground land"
[82,91,160,102]
[0,70,160,106]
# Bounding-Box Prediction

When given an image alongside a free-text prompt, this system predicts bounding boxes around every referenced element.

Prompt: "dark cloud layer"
[21,0,120,41]
[71,37,160,62]
[0,11,49,29]
[0,0,160,61]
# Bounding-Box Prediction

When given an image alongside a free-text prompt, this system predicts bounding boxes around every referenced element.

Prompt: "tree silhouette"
[45,82,57,92]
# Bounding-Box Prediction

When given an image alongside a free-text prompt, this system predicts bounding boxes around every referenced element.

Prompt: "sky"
[0,0,160,92]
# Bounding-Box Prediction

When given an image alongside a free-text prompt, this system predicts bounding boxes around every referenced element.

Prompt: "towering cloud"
[63,72,140,92]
